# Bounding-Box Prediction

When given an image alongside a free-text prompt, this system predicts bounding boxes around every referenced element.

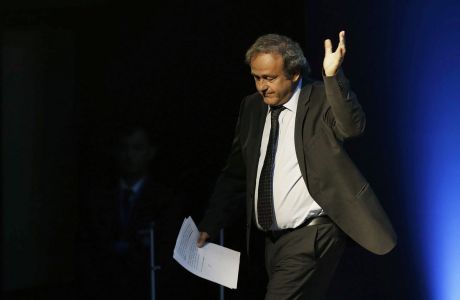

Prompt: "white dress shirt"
[255,79,324,230]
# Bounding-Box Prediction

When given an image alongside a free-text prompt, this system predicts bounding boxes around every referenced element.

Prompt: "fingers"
[338,30,346,55]
[339,30,346,48]
[197,231,210,248]
[324,39,333,56]
[325,31,346,56]
[324,30,345,54]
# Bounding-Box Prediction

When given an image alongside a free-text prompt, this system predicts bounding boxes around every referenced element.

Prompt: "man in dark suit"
[197,32,397,299]
[79,124,184,299]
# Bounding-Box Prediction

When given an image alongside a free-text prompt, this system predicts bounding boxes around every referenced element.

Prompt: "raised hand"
[323,31,346,76]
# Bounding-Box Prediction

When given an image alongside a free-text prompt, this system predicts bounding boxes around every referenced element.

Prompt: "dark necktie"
[257,105,285,230]
[120,188,133,226]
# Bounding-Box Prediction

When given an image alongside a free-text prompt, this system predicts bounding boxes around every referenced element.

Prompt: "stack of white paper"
[173,217,240,289]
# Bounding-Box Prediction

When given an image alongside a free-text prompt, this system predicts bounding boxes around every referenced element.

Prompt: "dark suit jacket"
[199,70,397,255]
[79,175,184,298]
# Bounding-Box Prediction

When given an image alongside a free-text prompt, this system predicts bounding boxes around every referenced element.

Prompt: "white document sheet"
[173,217,240,289]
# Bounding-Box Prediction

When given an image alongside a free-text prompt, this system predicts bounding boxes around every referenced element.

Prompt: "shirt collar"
[271,78,302,113]
[120,177,146,194]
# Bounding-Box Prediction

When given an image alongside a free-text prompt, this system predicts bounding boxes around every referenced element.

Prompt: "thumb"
[197,232,210,248]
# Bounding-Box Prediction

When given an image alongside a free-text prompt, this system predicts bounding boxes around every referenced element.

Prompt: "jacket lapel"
[294,81,313,185]
[247,97,268,199]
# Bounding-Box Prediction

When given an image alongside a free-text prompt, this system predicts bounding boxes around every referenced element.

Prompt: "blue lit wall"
[396,1,460,299]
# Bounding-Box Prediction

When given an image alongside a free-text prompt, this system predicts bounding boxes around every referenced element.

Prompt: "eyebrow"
[251,73,277,78]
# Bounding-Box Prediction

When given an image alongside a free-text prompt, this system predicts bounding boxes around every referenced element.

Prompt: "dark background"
[1,0,428,299]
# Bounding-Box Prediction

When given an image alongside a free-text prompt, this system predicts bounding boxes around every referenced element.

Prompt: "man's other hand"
[323,30,346,76]
[197,232,210,248]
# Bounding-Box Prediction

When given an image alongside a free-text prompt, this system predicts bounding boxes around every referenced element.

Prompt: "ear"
[292,72,301,82]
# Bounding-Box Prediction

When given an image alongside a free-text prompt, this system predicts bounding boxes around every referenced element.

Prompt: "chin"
[263,97,280,106]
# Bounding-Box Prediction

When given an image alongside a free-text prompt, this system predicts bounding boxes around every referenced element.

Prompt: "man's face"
[250,52,300,106]
[117,130,154,177]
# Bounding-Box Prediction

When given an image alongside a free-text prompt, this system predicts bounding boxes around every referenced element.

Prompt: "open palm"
[323,31,346,76]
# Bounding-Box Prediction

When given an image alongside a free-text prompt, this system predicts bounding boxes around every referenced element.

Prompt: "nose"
[256,79,268,93]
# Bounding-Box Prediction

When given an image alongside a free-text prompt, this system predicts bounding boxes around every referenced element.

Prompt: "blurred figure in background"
[78,123,184,299]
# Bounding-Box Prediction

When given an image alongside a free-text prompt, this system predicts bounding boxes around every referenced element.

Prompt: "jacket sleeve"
[198,98,247,240]
[322,68,366,141]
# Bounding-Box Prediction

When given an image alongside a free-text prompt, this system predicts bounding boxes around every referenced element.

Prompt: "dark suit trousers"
[264,221,346,300]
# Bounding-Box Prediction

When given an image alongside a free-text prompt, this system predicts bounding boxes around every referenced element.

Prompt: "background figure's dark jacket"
[78,176,185,299]
[199,70,397,255]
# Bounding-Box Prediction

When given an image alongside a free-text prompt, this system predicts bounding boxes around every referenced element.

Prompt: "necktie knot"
[270,105,285,120]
